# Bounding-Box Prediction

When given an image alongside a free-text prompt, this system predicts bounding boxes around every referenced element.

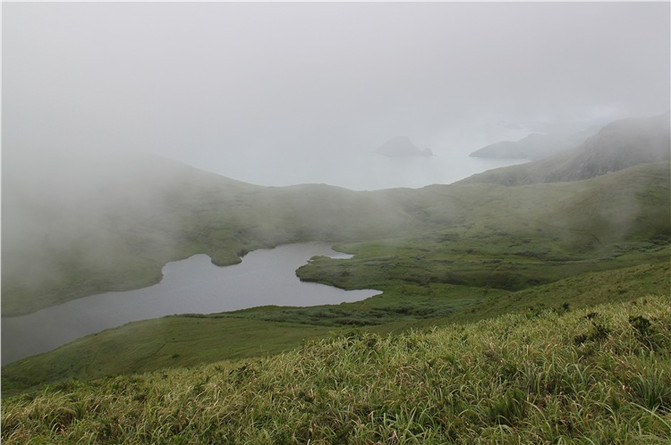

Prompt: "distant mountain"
[376,136,433,157]
[460,112,670,186]
[469,127,599,160]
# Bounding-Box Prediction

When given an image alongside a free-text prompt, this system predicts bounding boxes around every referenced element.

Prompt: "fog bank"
[3,2,669,189]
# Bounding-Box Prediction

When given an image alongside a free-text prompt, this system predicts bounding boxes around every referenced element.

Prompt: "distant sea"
[193,151,529,191]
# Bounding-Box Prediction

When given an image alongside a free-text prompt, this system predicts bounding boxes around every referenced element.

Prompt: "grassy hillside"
[4,260,668,394]
[298,163,670,292]
[3,294,669,444]
[0,318,334,394]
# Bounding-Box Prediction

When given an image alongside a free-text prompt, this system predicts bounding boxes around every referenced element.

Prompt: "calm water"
[209,150,529,190]
[1,243,379,365]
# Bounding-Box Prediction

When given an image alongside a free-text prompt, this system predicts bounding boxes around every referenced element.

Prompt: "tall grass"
[3,295,669,444]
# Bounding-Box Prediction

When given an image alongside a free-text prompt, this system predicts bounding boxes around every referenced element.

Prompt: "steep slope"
[460,112,670,185]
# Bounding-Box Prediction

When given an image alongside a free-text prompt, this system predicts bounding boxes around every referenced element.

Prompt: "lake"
[1,243,379,365]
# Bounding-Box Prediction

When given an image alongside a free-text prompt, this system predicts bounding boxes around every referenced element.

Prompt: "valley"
[3,2,669,442]
[2,114,670,443]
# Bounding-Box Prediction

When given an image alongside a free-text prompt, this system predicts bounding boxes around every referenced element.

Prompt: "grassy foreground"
[3,295,670,444]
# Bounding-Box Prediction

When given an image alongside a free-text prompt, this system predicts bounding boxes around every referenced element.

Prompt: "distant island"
[376,136,433,157]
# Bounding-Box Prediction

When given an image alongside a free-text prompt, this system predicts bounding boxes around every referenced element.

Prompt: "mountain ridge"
[469,126,598,160]
[460,112,670,186]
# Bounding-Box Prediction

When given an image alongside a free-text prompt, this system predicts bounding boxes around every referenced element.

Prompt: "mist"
[3,2,669,189]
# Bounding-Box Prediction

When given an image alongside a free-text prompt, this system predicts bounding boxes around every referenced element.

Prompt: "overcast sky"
[3,2,670,189]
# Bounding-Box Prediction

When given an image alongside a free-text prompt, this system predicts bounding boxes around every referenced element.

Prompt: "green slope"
[3,294,669,444]
[297,162,670,292]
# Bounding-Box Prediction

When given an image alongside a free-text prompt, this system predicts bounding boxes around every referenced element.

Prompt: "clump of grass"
[629,369,671,412]
[2,294,670,444]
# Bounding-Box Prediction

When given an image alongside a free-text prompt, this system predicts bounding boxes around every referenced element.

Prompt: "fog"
[3,2,669,189]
